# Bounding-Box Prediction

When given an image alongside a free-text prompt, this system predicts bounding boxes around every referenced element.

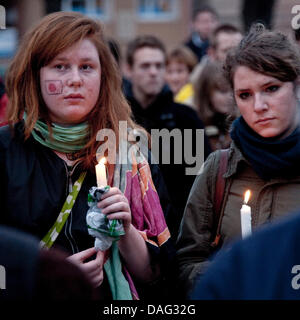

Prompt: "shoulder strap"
[40,171,87,249]
[210,149,229,248]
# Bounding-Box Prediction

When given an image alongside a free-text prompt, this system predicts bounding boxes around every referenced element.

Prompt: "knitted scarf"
[31,119,89,153]
[230,116,300,180]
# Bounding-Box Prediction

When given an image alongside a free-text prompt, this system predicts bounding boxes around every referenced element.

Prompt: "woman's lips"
[64,94,84,99]
[256,117,275,124]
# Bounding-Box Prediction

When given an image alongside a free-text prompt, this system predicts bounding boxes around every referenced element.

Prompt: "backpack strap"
[210,149,229,248]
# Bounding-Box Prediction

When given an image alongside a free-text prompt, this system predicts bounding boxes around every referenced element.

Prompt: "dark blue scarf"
[230,117,300,180]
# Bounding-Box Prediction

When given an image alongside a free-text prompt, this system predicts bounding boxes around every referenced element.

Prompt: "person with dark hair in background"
[184,5,219,62]
[0,77,8,127]
[177,23,300,298]
[125,35,212,242]
[241,0,276,32]
[107,37,132,97]
[189,23,243,85]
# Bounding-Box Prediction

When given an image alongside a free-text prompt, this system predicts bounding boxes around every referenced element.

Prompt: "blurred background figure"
[184,5,219,62]
[165,46,198,109]
[194,61,238,151]
[0,226,94,301]
[0,77,8,127]
[107,37,132,95]
[125,34,211,241]
[241,0,277,32]
[207,24,243,62]
[190,24,243,84]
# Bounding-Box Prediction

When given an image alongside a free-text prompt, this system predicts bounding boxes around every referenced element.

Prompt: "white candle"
[240,190,252,239]
[95,157,107,188]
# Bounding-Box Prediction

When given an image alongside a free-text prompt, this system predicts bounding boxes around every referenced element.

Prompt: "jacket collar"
[126,84,173,113]
[224,141,250,179]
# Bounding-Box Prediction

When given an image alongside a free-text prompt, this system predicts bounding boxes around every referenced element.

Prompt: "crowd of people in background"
[1,2,300,302]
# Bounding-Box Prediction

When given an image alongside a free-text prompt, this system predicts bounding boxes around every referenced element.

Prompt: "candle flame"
[98,157,106,165]
[244,190,251,204]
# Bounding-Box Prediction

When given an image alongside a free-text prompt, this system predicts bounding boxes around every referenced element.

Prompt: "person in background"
[0,225,94,301]
[125,35,211,241]
[194,60,238,151]
[165,46,198,109]
[0,77,8,127]
[107,37,131,95]
[190,24,243,84]
[1,12,174,300]
[241,0,276,32]
[177,24,300,298]
[184,5,219,62]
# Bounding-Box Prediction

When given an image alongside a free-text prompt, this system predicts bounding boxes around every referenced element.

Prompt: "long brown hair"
[5,11,138,170]
[194,61,233,125]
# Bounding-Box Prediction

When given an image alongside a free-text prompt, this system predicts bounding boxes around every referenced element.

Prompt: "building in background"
[0,0,297,80]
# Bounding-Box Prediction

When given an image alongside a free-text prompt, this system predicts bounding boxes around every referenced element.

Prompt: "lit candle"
[95,157,107,188]
[240,190,252,239]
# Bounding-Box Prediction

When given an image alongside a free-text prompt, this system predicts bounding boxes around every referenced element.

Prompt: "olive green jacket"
[176,142,300,296]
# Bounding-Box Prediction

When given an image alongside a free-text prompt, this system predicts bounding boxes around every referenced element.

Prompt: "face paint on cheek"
[45,80,63,95]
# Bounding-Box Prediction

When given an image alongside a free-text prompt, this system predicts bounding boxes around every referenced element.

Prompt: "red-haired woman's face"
[40,38,101,125]
[234,66,299,138]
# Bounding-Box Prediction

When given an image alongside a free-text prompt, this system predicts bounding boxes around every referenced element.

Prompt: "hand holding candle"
[87,156,125,251]
[96,157,107,188]
[240,190,252,239]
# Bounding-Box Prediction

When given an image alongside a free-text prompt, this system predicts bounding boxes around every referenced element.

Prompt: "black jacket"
[184,32,210,62]
[0,123,172,253]
[126,86,212,239]
[0,123,177,300]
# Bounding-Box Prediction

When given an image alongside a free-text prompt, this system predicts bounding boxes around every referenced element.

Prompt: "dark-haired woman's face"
[233,66,299,138]
[40,39,101,125]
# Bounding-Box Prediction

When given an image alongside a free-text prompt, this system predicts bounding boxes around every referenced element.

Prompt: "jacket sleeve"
[176,150,220,296]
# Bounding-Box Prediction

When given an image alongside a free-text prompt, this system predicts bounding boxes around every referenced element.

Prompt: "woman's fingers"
[101,202,130,215]
[96,187,132,232]
[78,250,105,288]
[82,250,105,273]
[67,247,97,263]
[100,187,123,200]
[98,193,128,210]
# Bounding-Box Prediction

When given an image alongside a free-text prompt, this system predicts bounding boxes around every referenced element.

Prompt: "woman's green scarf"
[31,119,90,153]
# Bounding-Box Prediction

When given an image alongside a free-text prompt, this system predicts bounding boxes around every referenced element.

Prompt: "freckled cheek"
[41,85,63,107]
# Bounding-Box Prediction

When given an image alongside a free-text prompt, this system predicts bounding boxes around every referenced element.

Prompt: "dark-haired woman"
[177,24,300,297]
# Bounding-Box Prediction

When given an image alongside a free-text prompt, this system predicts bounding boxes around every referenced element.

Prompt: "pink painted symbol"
[45,80,63,95]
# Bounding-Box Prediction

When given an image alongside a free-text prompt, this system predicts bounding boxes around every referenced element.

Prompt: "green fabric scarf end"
[104,242,132,300]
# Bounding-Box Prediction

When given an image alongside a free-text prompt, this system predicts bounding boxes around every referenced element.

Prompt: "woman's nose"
[66,68,83,87]
[253,94,268,112]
